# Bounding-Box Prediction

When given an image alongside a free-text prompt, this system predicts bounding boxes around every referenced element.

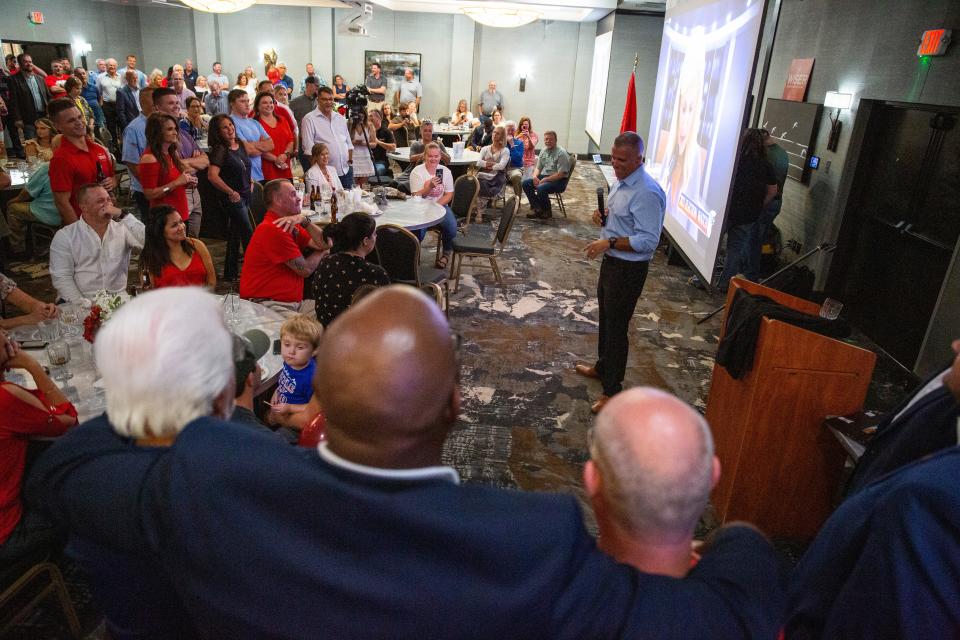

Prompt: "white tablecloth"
[7,295,285,423]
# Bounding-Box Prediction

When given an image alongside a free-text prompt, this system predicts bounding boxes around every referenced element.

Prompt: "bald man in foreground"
[28,287,785,638]
[585,388,720,577]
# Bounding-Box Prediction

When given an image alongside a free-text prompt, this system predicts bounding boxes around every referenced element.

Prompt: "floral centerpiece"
[83,290,129,343]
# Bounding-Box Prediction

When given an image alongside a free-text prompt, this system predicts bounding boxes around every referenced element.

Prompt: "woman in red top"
[141,205,217,289]
[0,329,77,558]
[253,91,294,182]
[139,113,197,221]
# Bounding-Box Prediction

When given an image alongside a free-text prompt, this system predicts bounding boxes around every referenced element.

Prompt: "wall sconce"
[515,63,531,92]
[824,91,852,152]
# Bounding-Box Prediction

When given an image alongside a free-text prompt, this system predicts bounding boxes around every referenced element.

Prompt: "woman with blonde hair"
[659,37,707,237]
[475,126,510,221]
[148,68,166,89]
[304,143,343,194]
[23,118,57,161]
[451,99,474,126]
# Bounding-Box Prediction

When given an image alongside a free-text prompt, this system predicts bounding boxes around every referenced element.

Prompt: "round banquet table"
[432,123,473,143]
[6,295,285,423]
[388,146,481,181]
[302,196,445,232]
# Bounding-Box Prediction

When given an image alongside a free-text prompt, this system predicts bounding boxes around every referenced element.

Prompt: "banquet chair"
[549,155,576,218]
[393,126,409,149]
[451,175,479,224]
[249,181,266,226]
[0,557,82,638]
[451,196,519,292]
[374,223,448,312]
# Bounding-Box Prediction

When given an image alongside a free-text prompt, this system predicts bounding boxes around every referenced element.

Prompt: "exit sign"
[28,11,44,24]
[917,29,951,56]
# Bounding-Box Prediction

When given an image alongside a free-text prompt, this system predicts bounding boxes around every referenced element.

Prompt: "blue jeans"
[339,167,354,190]
[223,198,254,280]
[719,222,755,290]
[86,99,106,127]
[415,205,457,253]
[521,177,568,213]
[374,161,392,179]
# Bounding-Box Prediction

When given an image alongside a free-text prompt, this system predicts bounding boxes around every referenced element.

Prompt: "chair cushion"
[453,232,495,254]
[420,266,448,284]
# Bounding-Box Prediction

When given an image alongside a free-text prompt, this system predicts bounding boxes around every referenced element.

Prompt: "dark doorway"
[828,101,960,369]
[1,40,71,74]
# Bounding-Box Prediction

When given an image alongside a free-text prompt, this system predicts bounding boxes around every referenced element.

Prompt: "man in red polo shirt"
[48,98,115,224]
[239,179,329,314]
[44,60,70,96]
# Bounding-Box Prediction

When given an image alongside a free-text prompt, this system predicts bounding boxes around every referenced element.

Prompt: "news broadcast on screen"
[646,0,766,281]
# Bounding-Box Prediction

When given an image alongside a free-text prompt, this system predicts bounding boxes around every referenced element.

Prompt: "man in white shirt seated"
[49,184,145,303]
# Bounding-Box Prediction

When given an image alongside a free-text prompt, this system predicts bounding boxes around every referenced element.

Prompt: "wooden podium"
[705,278,876,539]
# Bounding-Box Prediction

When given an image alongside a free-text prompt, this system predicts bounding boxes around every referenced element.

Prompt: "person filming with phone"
[409,142,458,270]
[577,132,665,414]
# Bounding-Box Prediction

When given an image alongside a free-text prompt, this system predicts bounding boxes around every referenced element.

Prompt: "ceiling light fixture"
[462,6,540,28]
[180,0,255,13]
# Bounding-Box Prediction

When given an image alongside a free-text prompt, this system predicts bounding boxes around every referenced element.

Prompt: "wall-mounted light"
[515,63,531,92]
[74,41,93,55]
[824,91,852,152]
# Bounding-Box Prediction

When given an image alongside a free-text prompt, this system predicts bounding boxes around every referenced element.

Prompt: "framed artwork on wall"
[363,50,421,105]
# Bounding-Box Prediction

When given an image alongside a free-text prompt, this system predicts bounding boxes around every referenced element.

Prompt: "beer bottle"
[96,161,106,183]
[330,190,338,223]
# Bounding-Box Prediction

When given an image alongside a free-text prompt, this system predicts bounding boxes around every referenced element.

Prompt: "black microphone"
[597,187,607,226]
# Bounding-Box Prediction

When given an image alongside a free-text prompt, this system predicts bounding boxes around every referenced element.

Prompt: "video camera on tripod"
[344,85,370,123]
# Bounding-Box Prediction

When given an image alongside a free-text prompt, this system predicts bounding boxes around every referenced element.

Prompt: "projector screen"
[645,0,766,282]
[585,31,613,147]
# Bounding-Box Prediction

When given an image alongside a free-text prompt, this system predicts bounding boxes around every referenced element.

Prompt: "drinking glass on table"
[38,318,61,343]
[46,339,73,382]
[58,303,82,339]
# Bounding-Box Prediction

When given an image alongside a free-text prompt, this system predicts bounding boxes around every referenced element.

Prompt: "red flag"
[619,72,637,134]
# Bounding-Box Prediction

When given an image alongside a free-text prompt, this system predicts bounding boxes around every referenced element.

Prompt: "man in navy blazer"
[845,338,959,495]
[787,447,960,638]
[115,70,141,134]
[28,286,786,639]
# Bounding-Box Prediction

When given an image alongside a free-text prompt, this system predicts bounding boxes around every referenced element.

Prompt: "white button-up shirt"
[301,108,353,177]
[49,215,146,302]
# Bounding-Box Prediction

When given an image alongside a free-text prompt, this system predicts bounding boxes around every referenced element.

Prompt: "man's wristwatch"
[608,237,618,250]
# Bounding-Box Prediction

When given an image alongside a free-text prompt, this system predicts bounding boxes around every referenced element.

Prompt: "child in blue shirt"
[269,314,323,429]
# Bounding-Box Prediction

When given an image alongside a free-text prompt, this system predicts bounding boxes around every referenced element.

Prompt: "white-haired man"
[584,387,721,577]
[26,287,234,638]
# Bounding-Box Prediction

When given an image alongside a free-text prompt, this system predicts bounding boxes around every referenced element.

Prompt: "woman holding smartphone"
[409,143,457,270]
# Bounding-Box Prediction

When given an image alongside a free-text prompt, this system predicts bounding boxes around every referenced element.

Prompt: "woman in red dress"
[141,205,217,289]
[139,113,197,222]
[253,91,294,182]
[0,329,76,560]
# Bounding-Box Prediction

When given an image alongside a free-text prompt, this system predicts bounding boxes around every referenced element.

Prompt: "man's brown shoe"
[574,364,600,379]
[590,395,611,414]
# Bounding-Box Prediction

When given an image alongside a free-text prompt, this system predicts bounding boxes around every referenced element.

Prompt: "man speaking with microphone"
[578,132,665,413]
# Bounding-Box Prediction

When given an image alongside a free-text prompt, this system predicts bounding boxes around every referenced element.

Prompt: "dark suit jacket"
[7,71,50,124]
[116,86,140,132]
[845,367,958,495]
[787,447,960,639]
[28,416,786,639]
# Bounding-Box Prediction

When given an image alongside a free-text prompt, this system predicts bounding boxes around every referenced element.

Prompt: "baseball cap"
[233,329,270,393]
